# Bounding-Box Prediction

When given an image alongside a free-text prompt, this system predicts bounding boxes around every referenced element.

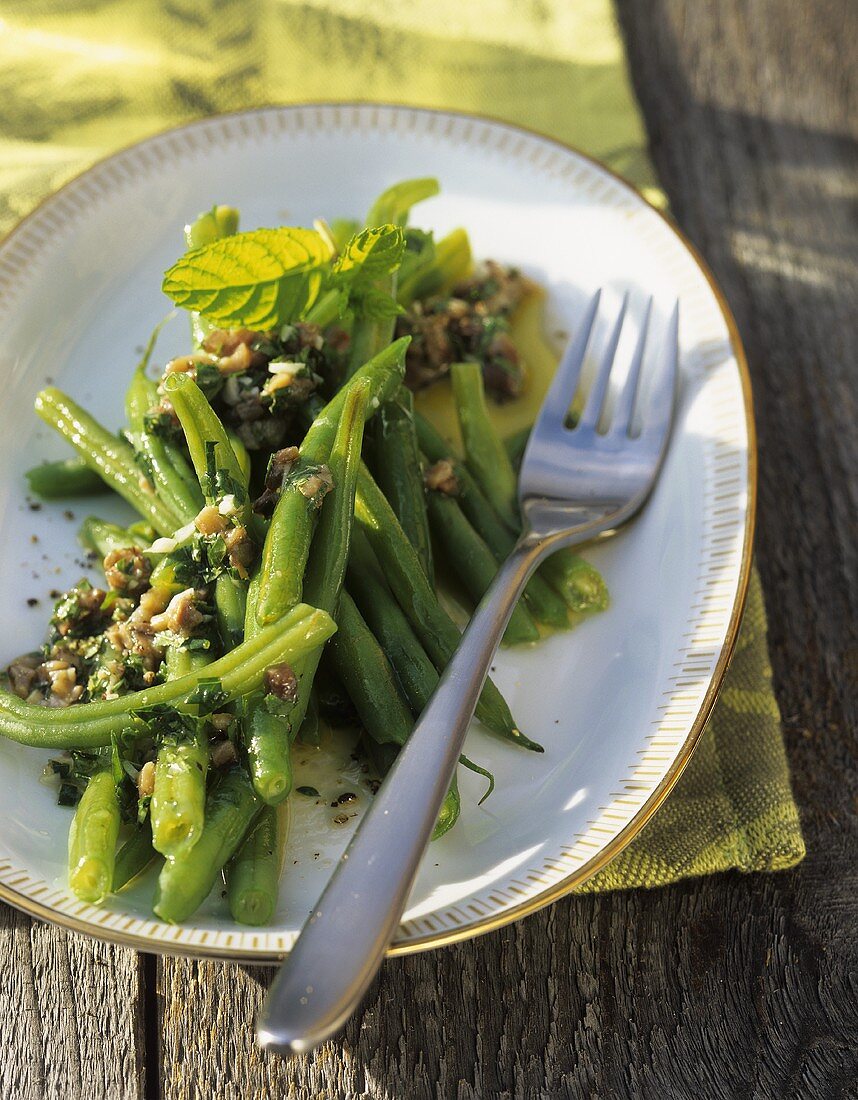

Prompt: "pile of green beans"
[7,182,612,931]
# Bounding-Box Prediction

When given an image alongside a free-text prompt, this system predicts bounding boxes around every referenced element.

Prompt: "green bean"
[298,688,321,746]
[112,819,156,892]
[538,553,610,613]
[35,388,181,536]
[163,646,213,680]
[124,329,204,521]
[424,490,539,645]
[226,805,280,926]
[0,603,336,749]
[397,228,472,306]
[326,591,414,748]
[79,516,149,557]
[154,766,260,924]
[347,530,436,715]
[415,414,568,628]
[344,179,438,378]
[373,388,433,581]
[503,425,532,472]
[354,465,540,751]
[164,374,249,504]
[347,533,494,801]
[151,727,209,858]
[433,770,460,839]
[185,205,239,250]
[26,458,110,500]
[184,206,240,348]
[67,768,120,904]
[303,287,343,328]
[450,362,520,530]
[246,383,371,802]
[137,431,203,521]
[362,734,460,841]
[225,428,252,484]
[215,573,246,650]
[244,696,293,805]
[256,339,407,626]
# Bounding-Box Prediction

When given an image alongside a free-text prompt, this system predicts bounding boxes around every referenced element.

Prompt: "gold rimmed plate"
[0,104,753,959]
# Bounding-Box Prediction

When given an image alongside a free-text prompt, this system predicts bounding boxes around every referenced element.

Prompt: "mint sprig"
[162,227,332,329]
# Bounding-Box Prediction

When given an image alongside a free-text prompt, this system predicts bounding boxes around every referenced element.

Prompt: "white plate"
[0,105,754,959]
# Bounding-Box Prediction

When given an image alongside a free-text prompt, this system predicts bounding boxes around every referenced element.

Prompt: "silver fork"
[257,290,679,1055]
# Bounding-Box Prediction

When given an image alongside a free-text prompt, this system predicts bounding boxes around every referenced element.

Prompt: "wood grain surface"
[1,2,856,1097]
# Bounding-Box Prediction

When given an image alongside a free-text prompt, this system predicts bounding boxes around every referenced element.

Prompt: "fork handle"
[257,535,549,1055]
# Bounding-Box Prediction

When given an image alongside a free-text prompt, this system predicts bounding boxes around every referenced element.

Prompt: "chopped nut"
[164,352,218,376]
[194,504,228,536]
[264,663,298,701]
[210,712,232,733]
[223,526,255,578]
[149,588,205,637]
[7,653,42,699]
[210,740,238,768]
[297,465,333,508]
[424,459,459,495]
[137,760,155,798]
[217,341,253,375]
[103,547,152,595]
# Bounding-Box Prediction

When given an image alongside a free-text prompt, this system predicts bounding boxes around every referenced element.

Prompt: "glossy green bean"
[68,768,120,904]
[425,490,539,645]
[326,591,414,749]
[297,688,321,746]
[347,530,436,715]
[362,734,460,841]
[112,819,157,892]
[354,465,540,752]
[538,553,610,613]
[244,698,293,805]
[256,339,407,626]
[226,804,280,926]
[373,388,433,582]
[25,458,110,500]
[164,374,249,504]
[215,573,247,650]
[503,425,532,472]
[396,228,472,306]
[0,604,336,749]
[79,516,150,558]
[184,206,240,347]
[415,414,569,628]
[450,361,520,530]
[35,388,181,536]
[154,766,260,924]
[137,430,203,521]
[246,383,371,802]
[185,205,239,250]
[347,534,494,801]
[151,727,209,858]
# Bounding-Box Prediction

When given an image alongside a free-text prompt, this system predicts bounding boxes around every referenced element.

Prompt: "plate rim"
[0,102,756,960]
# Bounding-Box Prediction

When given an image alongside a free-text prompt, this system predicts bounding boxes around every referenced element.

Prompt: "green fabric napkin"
[0,0,804,885]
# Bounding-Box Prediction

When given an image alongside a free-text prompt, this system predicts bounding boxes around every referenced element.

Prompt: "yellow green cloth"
[0,0,804,885]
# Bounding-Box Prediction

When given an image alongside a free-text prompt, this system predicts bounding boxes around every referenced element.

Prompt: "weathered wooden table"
[2,2,856,1096]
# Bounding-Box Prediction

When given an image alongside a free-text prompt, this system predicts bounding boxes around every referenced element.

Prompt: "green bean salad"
[4,179,607,926]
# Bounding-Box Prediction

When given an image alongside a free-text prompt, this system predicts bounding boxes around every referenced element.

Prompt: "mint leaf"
[162,227,332,329]
[333,225,405,286]
[356,288,404,321]
[365,178,439,228]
